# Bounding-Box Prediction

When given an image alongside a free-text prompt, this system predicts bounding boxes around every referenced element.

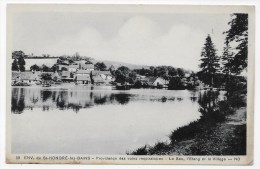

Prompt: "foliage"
[224,14,248,74]
[12,59,19,71]
[51,64,58,72]
[168,77,185,90]
[30,64,40,71]
[12,51,25,59]
[221,40,234,76]
[41,73,52,81]
[41,64,51,72]
[130,145,148,155]
[94,62,107,71]
[177,68,185,78]
[115,66,131,84]
[61,67,68,71]
[12,51,26,71]
[133,80,142,88]
[199,35,220,86]
[19,65,25,72]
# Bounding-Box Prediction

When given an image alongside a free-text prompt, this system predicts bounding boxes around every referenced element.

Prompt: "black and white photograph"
[6,4,255,164]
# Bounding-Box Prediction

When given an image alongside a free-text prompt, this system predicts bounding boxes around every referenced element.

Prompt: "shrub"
[130,145,149,155]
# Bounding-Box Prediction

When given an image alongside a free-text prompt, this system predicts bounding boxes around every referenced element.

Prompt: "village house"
[68,64,79,72]
[61,71,73,82]
[12,71,41,85]
[75,70,91,84]
[91,71,113,85]
[12,71,20,84]
[81,63,94,71]
[146,77,169,87]
[92,75,106,85]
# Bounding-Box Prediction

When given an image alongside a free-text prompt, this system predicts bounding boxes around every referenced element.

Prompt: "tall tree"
[224,13,248,74]
[13,51,26,71]
[18,56,26,72]
[199,34,220,86]
[12,59,19,71]
[221,40,234,78]
[115,66,130,84]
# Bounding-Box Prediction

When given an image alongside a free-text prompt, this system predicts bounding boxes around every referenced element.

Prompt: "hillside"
[93,60,150,70]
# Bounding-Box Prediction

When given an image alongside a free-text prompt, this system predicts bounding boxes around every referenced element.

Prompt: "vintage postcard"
[6,4,255,165]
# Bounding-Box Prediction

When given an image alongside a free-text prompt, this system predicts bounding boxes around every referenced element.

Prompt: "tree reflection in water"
[198,90,222,123]
[41,90,52,102]
[189,90,198,103]
[11,88,135,113]
[110,93,132,105]
[12,88,25,114]
[11,87,195,114]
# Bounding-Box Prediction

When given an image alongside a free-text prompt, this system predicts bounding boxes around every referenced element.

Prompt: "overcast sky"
[12,11,231,71]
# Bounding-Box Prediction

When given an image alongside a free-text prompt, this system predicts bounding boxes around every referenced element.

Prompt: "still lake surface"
[11,85,206,154]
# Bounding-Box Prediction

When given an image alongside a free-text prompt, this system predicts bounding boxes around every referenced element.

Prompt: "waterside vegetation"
[128,13,248,155]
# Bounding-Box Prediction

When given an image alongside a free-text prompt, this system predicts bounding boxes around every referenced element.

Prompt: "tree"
[16,53,26,72]
[115,66,130,84]
[168,77,184,90]
[199,34,220,86]
[153,68,158,77]
[51,64,58,72]
[41,73,52,82]
[12,51,25,59]
[61,67,68,71]
[177,68,185,78]
[19,65,25,72]
[221,40,234,78]
[30,64,40,71]
[224,14,248,74]
[168,67,177,77]
[117,66,130,74]
[41,64,50,72]
[94,62,107,71]
[12,59,19,71]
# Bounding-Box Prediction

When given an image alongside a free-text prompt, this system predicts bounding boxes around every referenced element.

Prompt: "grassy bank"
[128,90,247,155]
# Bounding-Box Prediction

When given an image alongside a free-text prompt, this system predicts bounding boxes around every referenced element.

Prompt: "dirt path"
[168,107,247,155]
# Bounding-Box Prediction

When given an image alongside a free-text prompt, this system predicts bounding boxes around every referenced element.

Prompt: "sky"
[11,10,231,71]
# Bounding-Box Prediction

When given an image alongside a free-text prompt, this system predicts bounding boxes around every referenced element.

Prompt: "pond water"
[11,86,207,155]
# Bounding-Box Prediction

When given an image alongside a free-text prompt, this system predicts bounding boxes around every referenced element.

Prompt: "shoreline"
[129,94,247,156]
[168,107,246,155]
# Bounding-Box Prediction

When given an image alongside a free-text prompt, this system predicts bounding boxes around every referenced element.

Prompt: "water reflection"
[12,87,223,115]
[198,90,223,123]
[12,88,25,114]
[13,87,190,113]
[12,87,217,154]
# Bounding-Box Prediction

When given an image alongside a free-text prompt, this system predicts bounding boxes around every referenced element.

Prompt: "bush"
[130,145,149,155]
[169,120,202,143]
[148,141,170,155]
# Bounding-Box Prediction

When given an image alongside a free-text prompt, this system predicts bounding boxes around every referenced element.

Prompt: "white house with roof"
[147,77,169,87]
[75,69,91,84]
[81,63,94,71]
[91,71,113,84]
[68,64,79,72]
[12,71,41,85]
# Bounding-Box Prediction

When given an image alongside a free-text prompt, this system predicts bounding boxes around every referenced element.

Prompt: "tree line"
[198,13,248,88]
